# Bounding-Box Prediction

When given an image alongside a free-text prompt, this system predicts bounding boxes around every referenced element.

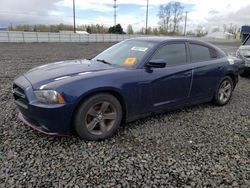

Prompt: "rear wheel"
[74,93,122,140]
[213,76,233,106]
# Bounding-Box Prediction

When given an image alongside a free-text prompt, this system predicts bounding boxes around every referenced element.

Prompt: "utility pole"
[9,23,13,31]
[184,11,187,36]
[73,0,76,33]
[145,0,149,35]
[114,0,117,26]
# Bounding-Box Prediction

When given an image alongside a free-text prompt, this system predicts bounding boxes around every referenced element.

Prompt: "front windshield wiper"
[95,59,112,65]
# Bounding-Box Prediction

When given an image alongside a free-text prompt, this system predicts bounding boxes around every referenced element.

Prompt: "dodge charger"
[13,37,243,140]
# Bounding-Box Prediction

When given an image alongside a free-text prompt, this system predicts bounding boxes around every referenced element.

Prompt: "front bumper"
[13,75,75,136]
[18,112,69,136]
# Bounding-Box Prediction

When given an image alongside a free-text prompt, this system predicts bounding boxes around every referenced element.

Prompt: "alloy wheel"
[218,79,232,104]
[85,101,117,135]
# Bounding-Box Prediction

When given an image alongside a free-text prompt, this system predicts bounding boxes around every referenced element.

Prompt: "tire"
[74,93,122,140]
[213,76,234,106]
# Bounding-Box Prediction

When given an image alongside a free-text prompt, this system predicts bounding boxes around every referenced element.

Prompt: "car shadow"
[241,70,250,78]
[18,101,225,144]
[122,102,213,130]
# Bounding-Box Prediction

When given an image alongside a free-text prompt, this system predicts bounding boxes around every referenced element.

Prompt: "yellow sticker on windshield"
[124,58,137,65]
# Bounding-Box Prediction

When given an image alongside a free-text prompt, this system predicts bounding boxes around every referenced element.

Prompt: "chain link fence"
[0,31,240,43]
[0,31,146,43]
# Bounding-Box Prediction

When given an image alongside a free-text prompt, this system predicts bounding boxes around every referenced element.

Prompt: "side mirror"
[145,59,167,68]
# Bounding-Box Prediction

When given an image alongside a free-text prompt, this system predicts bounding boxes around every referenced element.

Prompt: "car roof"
[130,36,205,43]
[129,36,222,51]
[128,36,226,58]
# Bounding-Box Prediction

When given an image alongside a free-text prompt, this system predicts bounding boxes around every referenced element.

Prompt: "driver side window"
[151,43,187,66]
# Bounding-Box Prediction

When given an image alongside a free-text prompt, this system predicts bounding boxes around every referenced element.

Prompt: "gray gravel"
[0,42,249,187]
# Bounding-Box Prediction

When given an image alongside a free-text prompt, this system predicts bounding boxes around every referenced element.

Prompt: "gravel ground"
[0,42,249,187]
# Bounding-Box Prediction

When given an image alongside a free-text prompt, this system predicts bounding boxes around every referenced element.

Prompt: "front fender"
[48,70,144,120]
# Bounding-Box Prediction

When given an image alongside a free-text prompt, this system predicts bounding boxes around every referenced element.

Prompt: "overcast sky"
[0,0,249,32]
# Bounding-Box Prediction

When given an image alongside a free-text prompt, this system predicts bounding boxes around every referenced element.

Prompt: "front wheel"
[74,93,122,140]
[213,76,234,106]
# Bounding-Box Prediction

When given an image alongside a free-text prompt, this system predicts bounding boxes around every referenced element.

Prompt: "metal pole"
[114,0,117,26]
[7,31,10,42]
[22,32,25,42]
[73,0,76,33]
[145,0,149,35]
[184,11,187,36]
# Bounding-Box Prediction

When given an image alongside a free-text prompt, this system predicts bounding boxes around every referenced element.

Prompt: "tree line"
[9,23,128,34]
[7,1,239,38]
[9,24,107,33]
[8,23,202,37]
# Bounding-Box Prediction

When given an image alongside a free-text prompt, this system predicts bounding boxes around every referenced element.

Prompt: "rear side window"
[151,43,187,66]
[244,36,250,45]
[190,44,217,63]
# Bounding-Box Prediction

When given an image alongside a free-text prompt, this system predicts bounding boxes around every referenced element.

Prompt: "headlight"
[34,90,65,104]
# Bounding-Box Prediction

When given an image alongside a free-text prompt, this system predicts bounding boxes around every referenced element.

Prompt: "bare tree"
[223,24,227,33]
[222,23,238,39]
[158,3,172,32]
[158,1,184,34]
[195,25,207,37]
[227,23,238,34]
[211,27,220,33]
[172,2,184,33]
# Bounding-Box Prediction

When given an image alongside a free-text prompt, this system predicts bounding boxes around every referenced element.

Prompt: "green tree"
[153,28,159,35]
[109,24,124,34]
[127,24,134,34]
[86,26,92,33]
[158,27,166,35]
[12,23,110,33]
[147,27,153,35]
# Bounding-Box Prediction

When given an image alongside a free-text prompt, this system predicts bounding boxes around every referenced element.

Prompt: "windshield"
[93,40,156,67]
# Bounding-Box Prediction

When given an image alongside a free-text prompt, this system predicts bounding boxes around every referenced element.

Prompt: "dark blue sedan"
[13,37,243,140]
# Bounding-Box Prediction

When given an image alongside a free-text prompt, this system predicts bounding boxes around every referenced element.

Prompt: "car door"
[188,43,224,100]
[141,42,193,111]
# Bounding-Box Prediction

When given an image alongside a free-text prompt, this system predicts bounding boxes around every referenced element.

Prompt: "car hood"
[24,59,115,88]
